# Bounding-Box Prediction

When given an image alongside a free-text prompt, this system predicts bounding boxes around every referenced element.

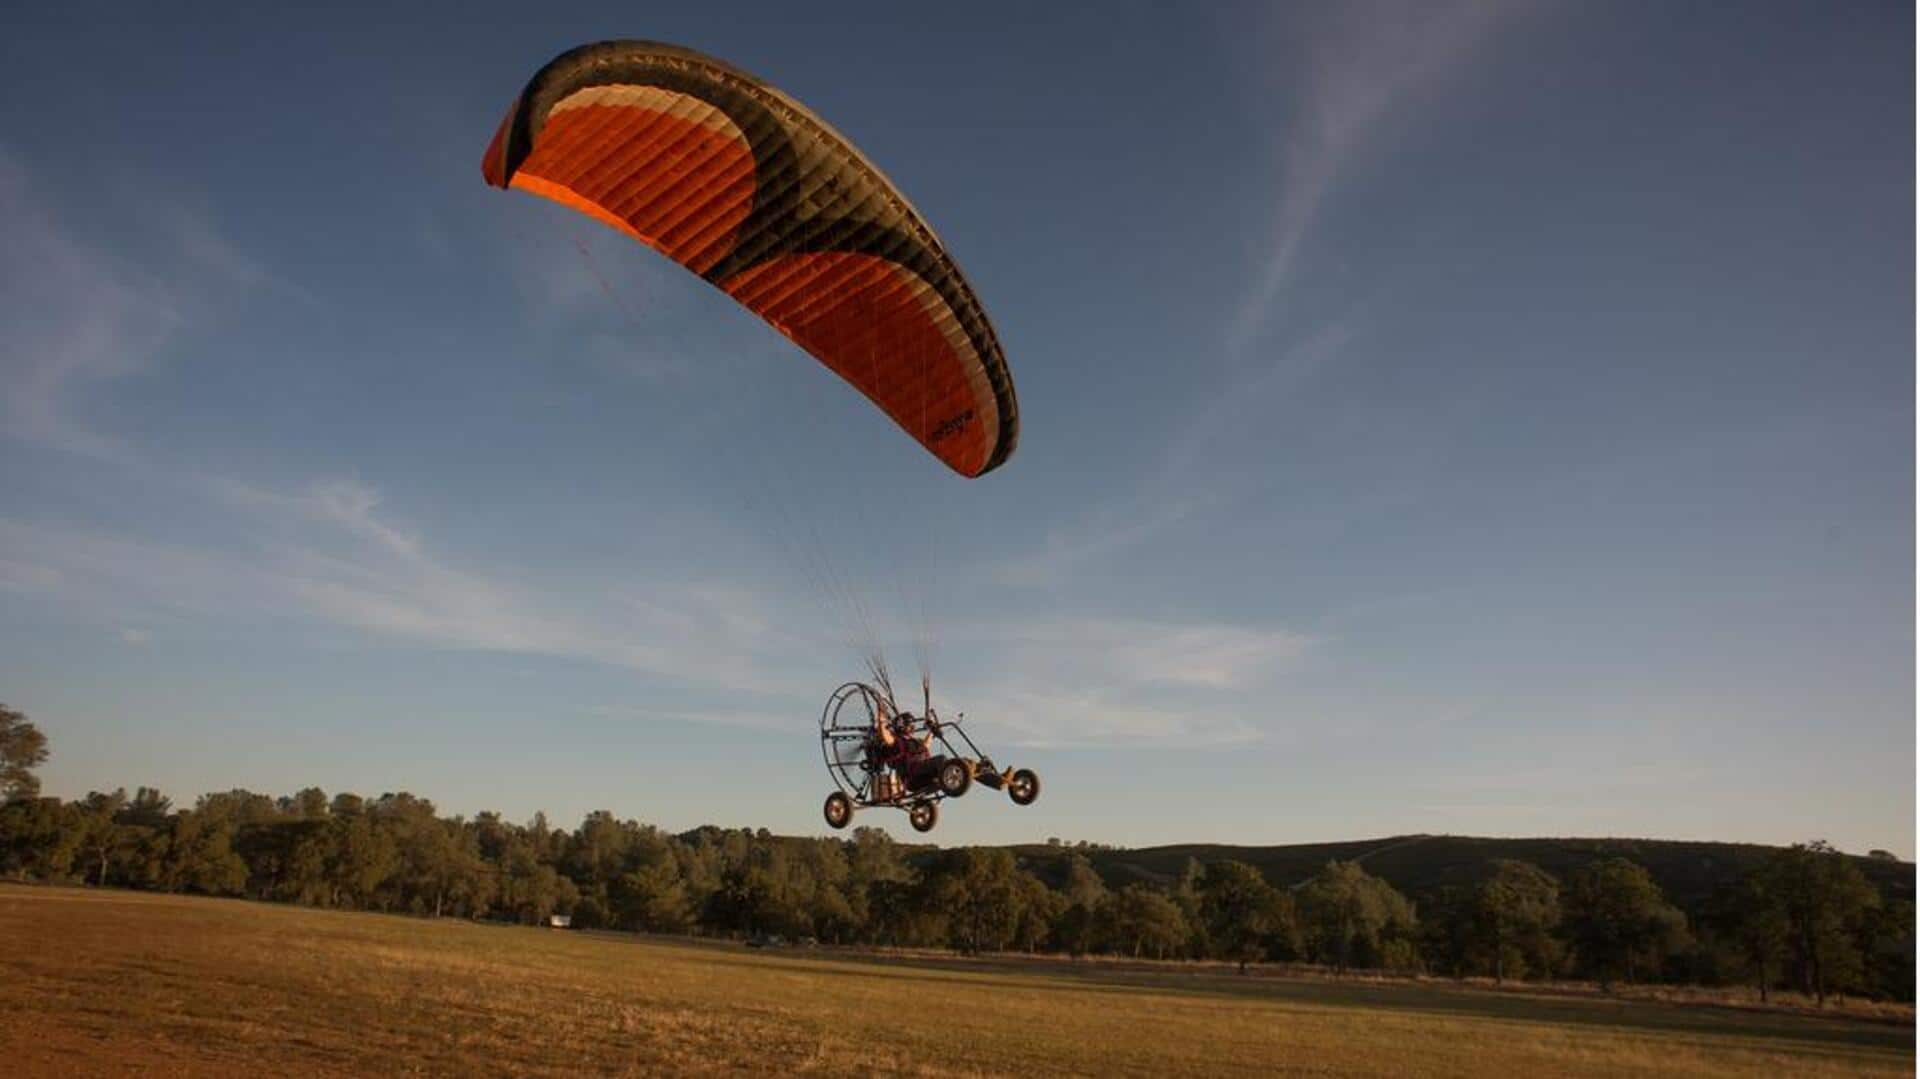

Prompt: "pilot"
[873,704,940,793]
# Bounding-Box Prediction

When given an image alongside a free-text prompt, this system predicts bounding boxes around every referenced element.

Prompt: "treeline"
[0,785,1910,1003]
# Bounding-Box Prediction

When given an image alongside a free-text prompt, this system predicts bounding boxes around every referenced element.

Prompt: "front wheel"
[823,792,854,829]
[1008,768,1040,806]
[938,759,972,797]
[909,801,939,833]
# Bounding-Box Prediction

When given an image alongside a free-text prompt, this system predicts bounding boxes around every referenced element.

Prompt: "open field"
[0,885,1911,1077]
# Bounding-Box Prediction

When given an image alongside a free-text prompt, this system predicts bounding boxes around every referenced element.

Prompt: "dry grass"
[0,885,1910,1077]
[846,948,1915,1023]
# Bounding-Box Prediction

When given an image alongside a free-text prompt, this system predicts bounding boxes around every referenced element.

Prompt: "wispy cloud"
[992,3,1531,594]
[990,495,1213,587]
[0,149,810,709]
[0,148,287,459]
[928,614,1315,747]
[214,478,796,690]
[982,616,1314,691]
[4,478,1313,746]
[1227,0,1527,357]
[946,684,1265,749]
[0,558,64,592]
[0,473,821,700]
[1154,316,1358,488]
[0,152,183,459]
[237,481,808,692]
[215,477,423,561]
[585,704,793,733]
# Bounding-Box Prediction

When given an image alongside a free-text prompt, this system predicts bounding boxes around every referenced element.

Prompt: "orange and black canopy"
[484,40,1018,478]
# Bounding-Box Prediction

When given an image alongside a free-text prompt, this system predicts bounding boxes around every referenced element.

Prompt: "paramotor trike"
[818,681,1039,833]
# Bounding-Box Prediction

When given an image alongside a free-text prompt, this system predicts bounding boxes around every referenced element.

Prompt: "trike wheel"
[938,759,972,797]
[1008,768,1040,806]
[823,792,854,830]
[909,801,938,833]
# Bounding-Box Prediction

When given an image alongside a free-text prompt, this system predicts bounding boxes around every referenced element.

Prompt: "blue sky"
[1,2,1911,855]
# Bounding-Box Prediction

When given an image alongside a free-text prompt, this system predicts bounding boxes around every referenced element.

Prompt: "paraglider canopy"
[483,39,1018,478]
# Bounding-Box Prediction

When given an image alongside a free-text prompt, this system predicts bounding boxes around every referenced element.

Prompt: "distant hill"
[1008,835,1915,911]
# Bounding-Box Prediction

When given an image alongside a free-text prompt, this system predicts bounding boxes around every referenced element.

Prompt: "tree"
[161,809,248,895]
[120,787,174,829]
[779,838,856,942]
[199,789,282,829]
[1296,861,1417,973]
[0,705,49,802]
[1011,872,1065,953]
[1196,860,1286,972]
[863,876,921,947]
[1761,841,1878,1004]
[704,863,781,937]
[74,789,129,886]
[1562,858,1688,988]
[616,858,693,933]
[1476,860,1561,983]
[565,810,631,890]
[921,849,1027,955]
[284,787,330,819]
[1721,873,1790,1002]
[0,797,79,880]
[1173,857,1210,958]
[327,814,398,907]
[369,794,482,917]
[1053,854,1110,957]
[841,826,906,942]
[497,845,574,924]
[1420,885,1478,978]
[275,819,338,906]
[1855,899,1915,1003]
[376,803,436,909]
[1105,884,1190,960]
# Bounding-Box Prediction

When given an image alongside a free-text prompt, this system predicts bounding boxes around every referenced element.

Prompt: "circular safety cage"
[820,681,884,801]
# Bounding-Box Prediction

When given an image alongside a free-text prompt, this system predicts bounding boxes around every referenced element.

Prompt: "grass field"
[1,885,1910,1077]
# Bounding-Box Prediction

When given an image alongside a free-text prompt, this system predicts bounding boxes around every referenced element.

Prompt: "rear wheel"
[823,792,854,829]
[1008,768,1040,806]
[909,801,938,833]
[938,759,972,797]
